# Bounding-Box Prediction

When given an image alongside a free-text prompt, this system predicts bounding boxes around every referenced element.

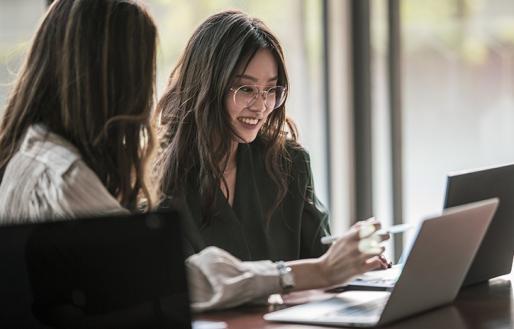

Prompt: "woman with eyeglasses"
[155,10,390,311]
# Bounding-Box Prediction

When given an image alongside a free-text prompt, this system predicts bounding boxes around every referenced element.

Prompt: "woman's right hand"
[317,218,390,287]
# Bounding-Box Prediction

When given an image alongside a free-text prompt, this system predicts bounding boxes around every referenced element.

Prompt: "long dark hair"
[0,0,158,211]
[155,9,298,222]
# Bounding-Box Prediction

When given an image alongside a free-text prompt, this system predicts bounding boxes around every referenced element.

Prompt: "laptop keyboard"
[354,277,397,286]
[326,278,396,293]
[326,266,401,293]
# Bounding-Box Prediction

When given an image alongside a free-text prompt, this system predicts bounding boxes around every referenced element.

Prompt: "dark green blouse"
[172,139,330,262]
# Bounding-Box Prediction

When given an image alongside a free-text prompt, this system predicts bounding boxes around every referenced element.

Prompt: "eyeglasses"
[229,85,287,110]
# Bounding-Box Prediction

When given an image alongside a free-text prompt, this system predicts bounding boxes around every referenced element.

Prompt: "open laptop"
[0,210,191,329]
[444,163,514,286]
[343,163,514,291]
[264,199,498,327]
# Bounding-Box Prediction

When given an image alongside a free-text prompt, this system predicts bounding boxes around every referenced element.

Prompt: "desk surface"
[197,274,514,329]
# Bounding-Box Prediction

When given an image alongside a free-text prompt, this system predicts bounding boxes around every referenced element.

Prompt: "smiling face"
[226,48,279,144]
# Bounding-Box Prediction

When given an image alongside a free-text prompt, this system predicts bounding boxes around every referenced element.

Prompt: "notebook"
[0,210,191,329]
[264,199,498,327]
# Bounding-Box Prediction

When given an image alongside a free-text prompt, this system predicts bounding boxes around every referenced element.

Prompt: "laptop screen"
[444,163,514,285]
[0,211,191,329]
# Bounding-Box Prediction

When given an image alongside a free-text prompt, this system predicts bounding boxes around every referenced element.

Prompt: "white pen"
[320,223,414,245]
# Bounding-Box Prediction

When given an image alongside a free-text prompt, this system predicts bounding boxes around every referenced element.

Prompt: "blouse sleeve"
[186,246,281,312]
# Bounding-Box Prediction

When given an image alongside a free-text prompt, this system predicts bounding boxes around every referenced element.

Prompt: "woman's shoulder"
[18,124,83,176]
[0,125,81,190]
[250,137,311,176]
[284,139,310,162]
[0,155,121,223]
[0,126,123,222]
[251,136,310,160]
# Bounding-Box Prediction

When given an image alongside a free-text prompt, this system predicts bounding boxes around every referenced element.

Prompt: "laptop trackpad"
[320,291,389,322]
[265,291,389,325]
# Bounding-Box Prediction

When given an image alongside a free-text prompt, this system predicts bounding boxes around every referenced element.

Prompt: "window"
[0,0,46,112]
[372,0,514,254]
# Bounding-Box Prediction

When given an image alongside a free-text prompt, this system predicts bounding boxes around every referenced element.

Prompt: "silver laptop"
[264,199,498,327]
[343,163,514,292]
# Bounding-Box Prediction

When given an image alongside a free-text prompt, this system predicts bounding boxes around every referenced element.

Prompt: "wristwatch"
[276,261,295,292]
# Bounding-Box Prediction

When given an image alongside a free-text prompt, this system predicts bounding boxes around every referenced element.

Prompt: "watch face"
[276,261,295,290]
[280,266,295,289]
[283,274,295,288]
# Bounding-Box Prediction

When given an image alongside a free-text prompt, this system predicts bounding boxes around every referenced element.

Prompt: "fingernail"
[359,223,376,239]
[358,236,381,254]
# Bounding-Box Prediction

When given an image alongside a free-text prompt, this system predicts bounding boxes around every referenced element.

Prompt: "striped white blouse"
[0,124,124,222]
[0,124,280,312]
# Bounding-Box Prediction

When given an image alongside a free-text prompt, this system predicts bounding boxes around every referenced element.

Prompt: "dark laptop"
[0,210,191,329]
[342,163,514,293]
[444,163,514,286]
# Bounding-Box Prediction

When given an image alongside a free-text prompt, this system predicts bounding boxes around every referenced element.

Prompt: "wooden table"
[197,273,514,328]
